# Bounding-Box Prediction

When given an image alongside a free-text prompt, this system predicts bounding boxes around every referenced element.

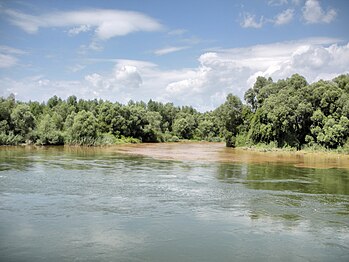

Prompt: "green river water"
[0,143,348,261]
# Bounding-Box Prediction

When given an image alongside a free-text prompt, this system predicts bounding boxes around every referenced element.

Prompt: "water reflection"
[216,162,349,232]
[1,144,349,261]
[216,162,349,195]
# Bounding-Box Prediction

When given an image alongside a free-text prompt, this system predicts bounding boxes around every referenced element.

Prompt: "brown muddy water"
[112,142,349,169]
[0,142,349,261]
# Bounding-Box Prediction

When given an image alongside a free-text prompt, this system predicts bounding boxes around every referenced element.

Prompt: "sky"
[0,0,348,111]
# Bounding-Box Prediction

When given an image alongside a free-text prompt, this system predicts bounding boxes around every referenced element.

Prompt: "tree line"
[1,73,348,151]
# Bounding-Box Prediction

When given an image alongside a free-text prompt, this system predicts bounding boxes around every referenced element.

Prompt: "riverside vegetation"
[1,73,349,152]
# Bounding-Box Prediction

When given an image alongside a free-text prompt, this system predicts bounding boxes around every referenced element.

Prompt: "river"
[0,143,348,261]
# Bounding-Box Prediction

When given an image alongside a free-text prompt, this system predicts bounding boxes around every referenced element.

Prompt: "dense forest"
[1,73,349,151]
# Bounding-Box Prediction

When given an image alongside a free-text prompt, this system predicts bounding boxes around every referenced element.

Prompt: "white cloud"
[2,38,349,112]
[0,76,84,102]
[4,8,163,40]
[159,38,349,109]
[268,0,288,6]
[240,13,265,28]
[154,46,189,56]
[115,65,143,89]
[242,0,336,28]
[0,45,26,68]
[85,73,103,88]
[274,9,294,25]
[68,25,91,36]
[166,66,210,94]
[0,45,26,55]
[167,29,187,36]
[78,41,104,54]
[302,0,337,24]
[292,0,302,5]
[0,54,18,68]
[68,64,86,72]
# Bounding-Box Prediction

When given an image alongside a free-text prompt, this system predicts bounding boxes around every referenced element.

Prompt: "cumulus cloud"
[274,9,294,25]
[115,65,143,89]
[85,73,104,88]
[302,0,337,24]
[154,46,189,56]
[2,38,349,112]
[4,8,163,40]
[83,61,146,94]
[166,66,210,94]
[161,38,349,109]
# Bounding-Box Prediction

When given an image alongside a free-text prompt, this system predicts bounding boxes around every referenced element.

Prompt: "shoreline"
[1,141,349,169]
[1,140,348,156]
[238,145,349,156]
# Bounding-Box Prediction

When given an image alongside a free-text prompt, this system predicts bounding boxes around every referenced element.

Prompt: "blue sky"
[0,0,348,111]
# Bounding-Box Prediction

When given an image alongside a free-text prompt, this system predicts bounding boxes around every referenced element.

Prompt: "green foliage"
[36,114,64,145]
[246,74,349,151]
[143,111,162,142]
[65,110,98,145]
[244,76,274,111]
[214,94,243,147]
[1,73,348,151]
[0,132,23,145]
[114,136,141,144]
[10,104,36,139]
[235,133,252,147]
[173,113,196,139]
[99,133,117,145]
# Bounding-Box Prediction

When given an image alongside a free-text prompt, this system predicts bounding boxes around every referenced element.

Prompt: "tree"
[159,103,179,132]
[244,76,273,111]
[97,101,126,136]
[286,74,307,90]
[197,119,215,140]
[10,104,36,139]
[66,110,98,145]
[67,95,77,108]
[333,74,349,93]
[36,114,64,145]
[47,95,61,109]
[28,101,44,119]
[122,105,148,140]
[143,111,162,142]
[0,97,14,133]
[173,113,196,139]
[215,94,243,147]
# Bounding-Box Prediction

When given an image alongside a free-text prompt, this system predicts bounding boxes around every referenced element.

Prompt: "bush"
[207,136,223,142]
[169,135,180,142]
[36,131,64,145]
[64,136,99,146]
[0,132,23,145]
[115,136,141,144]
[235,134,251,147]
[99,133,117,145]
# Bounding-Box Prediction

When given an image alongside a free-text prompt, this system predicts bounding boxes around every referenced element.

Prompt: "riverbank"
[101,142,349,169]
[2,140,349,158]
[238,144,349,155]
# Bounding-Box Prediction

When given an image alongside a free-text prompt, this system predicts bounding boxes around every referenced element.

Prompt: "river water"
[0,143,348,261]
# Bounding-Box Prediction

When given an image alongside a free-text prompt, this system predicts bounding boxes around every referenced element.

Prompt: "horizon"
[1,0,349,111]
